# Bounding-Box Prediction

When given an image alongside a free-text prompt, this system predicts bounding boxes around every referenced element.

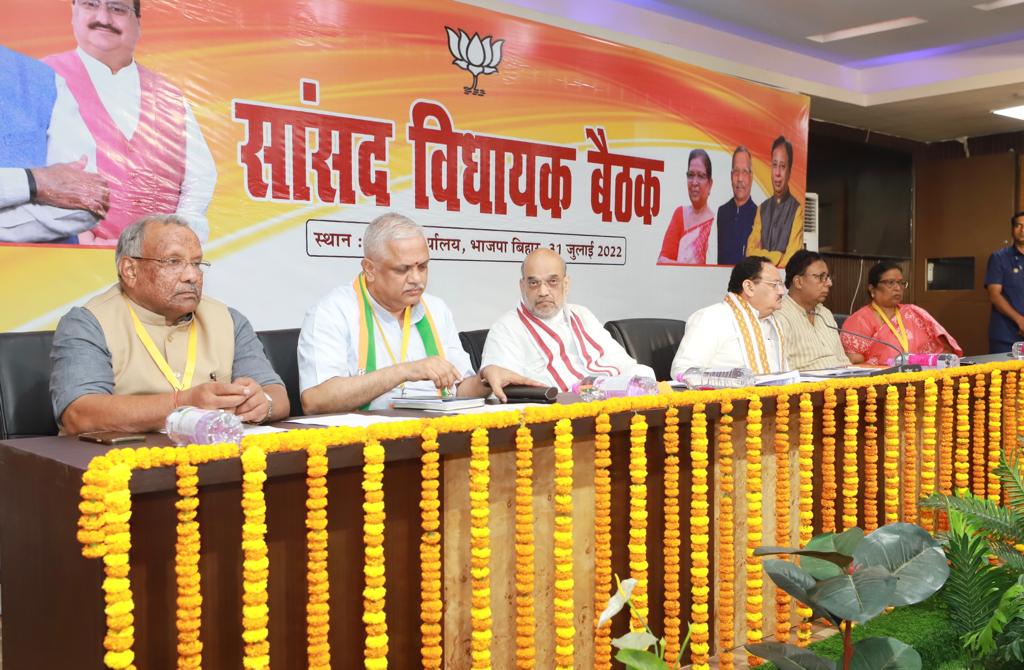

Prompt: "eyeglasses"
[686,171,709,182]
[76,0,136,17]
[771,161,789,170]
[877,279,909,289]
[730,168,752,177]
[757,279,785,290]
[525,277,564,290]
[806,271,832,283]
[131,256,211,273]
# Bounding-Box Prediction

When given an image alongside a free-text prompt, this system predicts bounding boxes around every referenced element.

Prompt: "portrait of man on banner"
[43,0,216,246]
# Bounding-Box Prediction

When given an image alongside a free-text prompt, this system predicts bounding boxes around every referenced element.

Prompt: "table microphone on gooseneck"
[823,322,921,373]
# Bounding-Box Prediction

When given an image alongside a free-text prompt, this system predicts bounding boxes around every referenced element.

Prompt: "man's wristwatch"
[261,392,273,424]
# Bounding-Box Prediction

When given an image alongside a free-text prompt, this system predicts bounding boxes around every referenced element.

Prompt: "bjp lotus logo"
[445,27,504,96]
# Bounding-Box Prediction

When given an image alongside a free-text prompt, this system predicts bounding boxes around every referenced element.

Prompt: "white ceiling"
[464,0,1024,142]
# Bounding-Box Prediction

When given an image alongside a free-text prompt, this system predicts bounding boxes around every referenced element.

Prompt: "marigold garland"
[514,424,537,670]
[883,386,901,524]
[863,385,879,532]
[745,395,765,666]
[972,373,988,498]
[629,412,650,631]
[362,439,388,670]
[796,393,814,647]
[919,379,939,530]
[820,387,837,533]
[842,388,860,531]
[1017,368,1024,447]
[774,394,792,643]
[988,371,1003,503]
[175,461,203,669]
[468,427,492,670]
[553,419,575,669]
[955,376,972,495]
[1006,372,1019,507]
[688,404,711,669]
[938,377,955,530]
[902,384,918,524]
[662,406,684,663]
[717,399,736,669]
[241,444,270,670]
[103,458,136,670]
[303,438,330,670]
[418,426,443,669]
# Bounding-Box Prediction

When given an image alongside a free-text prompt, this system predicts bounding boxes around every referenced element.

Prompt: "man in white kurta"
[45,0,216,243]
[671,255,788,378]
[298,213,537,413]
[482,248,655,389]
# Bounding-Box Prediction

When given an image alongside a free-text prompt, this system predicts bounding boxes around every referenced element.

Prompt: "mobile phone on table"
[78,431,146,446]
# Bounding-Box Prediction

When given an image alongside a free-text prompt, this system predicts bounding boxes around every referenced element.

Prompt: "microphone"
[824,322,921,373]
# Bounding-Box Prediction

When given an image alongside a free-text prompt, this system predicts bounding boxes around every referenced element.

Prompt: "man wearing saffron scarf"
[298,212,537,413]
[481,248,654,389]
[746,135,803,267]
[670,255,788,378]
[45,0,216,245]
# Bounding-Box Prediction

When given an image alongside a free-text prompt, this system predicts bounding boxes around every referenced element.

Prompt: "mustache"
[88,21,122,34]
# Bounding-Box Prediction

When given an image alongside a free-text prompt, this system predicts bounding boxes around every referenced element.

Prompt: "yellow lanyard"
[871,302,910,352]
[369,300,412,367]
[126,300,198,391]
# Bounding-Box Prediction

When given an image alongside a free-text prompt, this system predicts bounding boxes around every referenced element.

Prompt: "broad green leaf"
[801,528,864,579]
[614,648,669,670]
[854,523,949,606]
[755,544,855,570]
[612,630,658,651]
[808,565,895,623]
[746,642,837,670]
[597,577,637,628]
[850,636,921,670]
[763,560,841,625]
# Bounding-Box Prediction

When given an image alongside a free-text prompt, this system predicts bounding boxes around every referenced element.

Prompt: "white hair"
[363,212,424,260]
[115,213,192,281]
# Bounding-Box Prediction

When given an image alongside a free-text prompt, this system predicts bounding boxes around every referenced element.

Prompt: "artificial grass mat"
[755,596,966,670]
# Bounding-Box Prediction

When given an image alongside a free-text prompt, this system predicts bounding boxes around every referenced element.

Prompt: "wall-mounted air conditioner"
[803,192,819,252]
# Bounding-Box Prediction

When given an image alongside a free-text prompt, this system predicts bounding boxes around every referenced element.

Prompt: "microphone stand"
[825,323,922,373]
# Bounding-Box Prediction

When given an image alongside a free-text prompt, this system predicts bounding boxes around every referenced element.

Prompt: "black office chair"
[603,318,686,381]
[458,329,489,373]
[834,313,850,330]
[256,328,302,417]
[0,330,58,439]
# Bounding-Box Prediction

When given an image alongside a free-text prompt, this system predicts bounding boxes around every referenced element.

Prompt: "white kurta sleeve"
[670,307,721,379]
[0,75,99,242]
[432,298,474,378]
[297,292,357,393]
[175,101,216,242]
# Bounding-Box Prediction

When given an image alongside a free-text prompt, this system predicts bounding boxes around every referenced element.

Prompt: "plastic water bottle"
[892,353,960,369]
[572,374,659,401]
[1012,342,1024,360]
[675,367,755,389]
[166,406,245,445]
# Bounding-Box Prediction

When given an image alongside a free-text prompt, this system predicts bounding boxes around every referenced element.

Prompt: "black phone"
[78,431,146,446]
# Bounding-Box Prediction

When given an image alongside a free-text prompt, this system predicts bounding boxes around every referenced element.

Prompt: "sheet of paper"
[286,414,414,428]
[425,402,547,414]
[244,425,289,435]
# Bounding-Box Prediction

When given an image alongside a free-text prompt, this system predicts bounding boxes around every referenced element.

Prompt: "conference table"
[1,363,1018,669]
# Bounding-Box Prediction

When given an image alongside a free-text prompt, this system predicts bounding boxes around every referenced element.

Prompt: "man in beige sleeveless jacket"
[50,214,288,434]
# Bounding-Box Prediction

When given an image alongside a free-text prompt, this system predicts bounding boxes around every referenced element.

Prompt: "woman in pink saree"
[658,149,715,265]
[841,261,962,365]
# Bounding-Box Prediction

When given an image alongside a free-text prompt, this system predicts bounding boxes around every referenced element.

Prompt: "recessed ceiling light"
[806,17,927,43]
[974,0,1024,10]
[993,105,1024,120]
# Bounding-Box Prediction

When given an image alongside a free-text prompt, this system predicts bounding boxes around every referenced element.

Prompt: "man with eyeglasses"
[43,0,216,246]
[298,212,537,413]
[716,146,758,266]
[671,255,789,378]
[50,214,289,435]
[774,249,850,370]
[746,135,804,267]
[0,44,109,243]
[481,247,654,388]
